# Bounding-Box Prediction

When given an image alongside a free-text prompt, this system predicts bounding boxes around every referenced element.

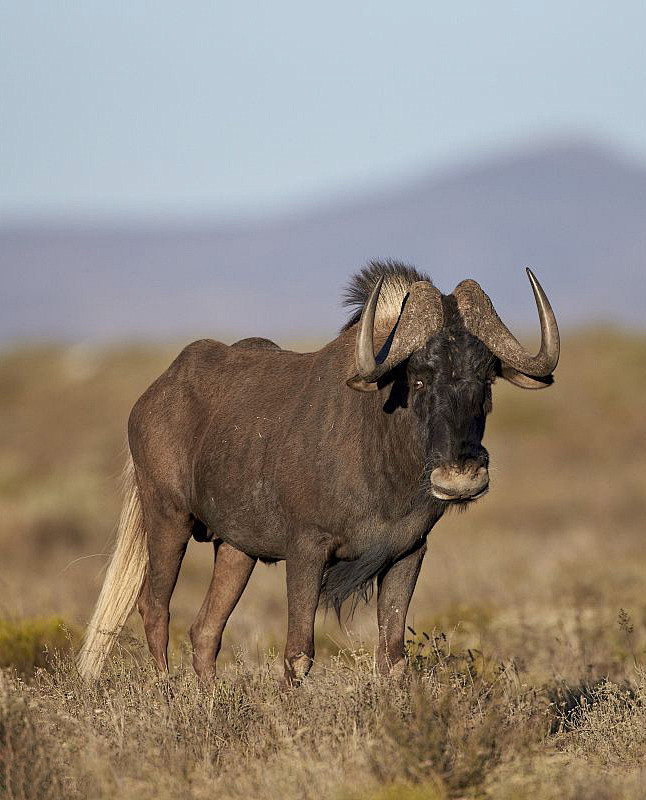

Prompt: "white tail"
[77,454,148,681]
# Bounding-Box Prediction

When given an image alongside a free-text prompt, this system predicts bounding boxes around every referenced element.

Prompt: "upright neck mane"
[341,259,433,332]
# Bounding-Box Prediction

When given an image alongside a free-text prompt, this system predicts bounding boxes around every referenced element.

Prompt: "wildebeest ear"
[346,375,380,392]
[500,364,554,389]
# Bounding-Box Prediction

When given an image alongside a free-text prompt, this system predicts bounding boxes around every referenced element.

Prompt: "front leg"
[376,541,427,676]
[284,535,327,685]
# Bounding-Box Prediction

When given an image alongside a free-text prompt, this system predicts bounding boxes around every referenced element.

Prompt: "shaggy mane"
[341,259,432,331]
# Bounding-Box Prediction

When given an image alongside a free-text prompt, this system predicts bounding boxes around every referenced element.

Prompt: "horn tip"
[525,267,542,293]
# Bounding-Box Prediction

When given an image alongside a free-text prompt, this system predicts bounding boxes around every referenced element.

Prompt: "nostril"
[462,459,487,477]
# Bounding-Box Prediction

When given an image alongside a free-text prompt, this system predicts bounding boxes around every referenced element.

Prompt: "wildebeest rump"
[78,260,559,683]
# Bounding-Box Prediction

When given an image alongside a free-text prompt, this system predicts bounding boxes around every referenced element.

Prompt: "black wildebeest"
[78,261,559,683]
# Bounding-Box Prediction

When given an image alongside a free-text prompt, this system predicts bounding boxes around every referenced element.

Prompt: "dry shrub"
[490,757,646,800]
[0,675,69,800]
[368,631,545,795]
[558,668,646,767]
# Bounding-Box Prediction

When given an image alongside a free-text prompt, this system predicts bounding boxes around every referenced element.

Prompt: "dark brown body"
[130,330,440,682]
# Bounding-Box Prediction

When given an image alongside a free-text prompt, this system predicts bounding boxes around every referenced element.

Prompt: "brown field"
[1,328,646,799]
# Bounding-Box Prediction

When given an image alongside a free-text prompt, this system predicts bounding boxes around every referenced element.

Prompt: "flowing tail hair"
[77,454,148,681]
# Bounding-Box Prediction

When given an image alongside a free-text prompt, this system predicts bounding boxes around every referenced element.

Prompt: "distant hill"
[2,140,645,345]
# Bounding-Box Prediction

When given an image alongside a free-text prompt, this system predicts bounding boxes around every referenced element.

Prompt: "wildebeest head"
[345,261,560,503]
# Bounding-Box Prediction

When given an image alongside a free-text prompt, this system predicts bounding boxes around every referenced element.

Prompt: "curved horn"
[351,278,444,387]
[499,364,554,390]
[354,277,383,378]
[452,268,560,377]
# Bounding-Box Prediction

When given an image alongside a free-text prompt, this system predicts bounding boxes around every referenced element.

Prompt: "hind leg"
[137,505,192,671]
[190,541,256,683]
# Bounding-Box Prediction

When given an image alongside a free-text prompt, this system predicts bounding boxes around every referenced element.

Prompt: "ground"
[1,328,645,798]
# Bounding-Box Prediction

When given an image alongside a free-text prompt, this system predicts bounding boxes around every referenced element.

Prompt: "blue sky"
[2,1,645,221]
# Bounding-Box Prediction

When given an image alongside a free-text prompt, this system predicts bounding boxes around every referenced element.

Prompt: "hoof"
[192,650,217,686]
[194,665,217,689]
[388,658,408,682]
[284,653,312,686]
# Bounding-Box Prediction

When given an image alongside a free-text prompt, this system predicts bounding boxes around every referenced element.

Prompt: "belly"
[193,477,289,561]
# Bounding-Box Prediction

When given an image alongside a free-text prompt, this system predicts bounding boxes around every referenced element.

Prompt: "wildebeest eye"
[413,379,424,391]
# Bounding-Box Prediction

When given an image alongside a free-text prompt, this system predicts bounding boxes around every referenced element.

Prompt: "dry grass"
[1,327,646,798]
[1,637,646,799]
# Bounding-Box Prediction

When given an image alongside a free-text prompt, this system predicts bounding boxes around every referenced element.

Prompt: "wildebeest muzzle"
[430,463,489,502]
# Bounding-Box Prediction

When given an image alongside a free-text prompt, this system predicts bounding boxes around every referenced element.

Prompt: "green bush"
[0,616,80,676]
[344,781,446,800]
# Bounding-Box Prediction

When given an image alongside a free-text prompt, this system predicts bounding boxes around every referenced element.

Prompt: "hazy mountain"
[2,140,645,346]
